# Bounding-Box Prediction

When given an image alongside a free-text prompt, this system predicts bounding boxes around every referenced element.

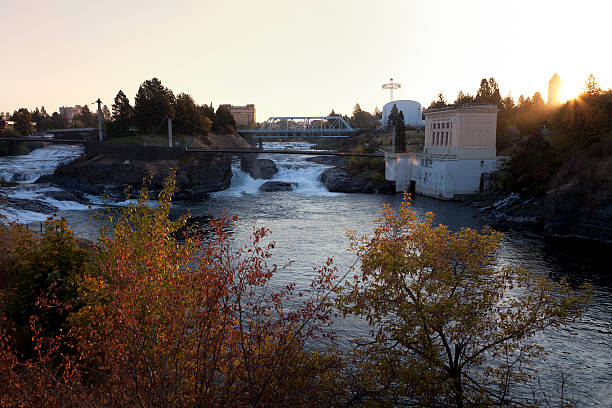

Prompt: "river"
[0,143,610,406]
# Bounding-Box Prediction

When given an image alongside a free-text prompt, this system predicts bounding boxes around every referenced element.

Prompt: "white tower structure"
[382,78,401,101]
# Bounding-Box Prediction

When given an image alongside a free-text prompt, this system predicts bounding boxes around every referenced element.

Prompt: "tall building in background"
[59,105,83,122]
[548,73,561,105]
[219,104,256,127]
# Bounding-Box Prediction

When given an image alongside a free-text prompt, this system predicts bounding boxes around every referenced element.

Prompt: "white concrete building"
[385,104,500,199]
[382,100,423,128]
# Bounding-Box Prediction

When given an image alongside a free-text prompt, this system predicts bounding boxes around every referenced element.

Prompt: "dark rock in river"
[259,181,296,192]
[44,189,90,205]
[240,156,278,179]
[7,198,58,214]
[39,151,233,200]
[320,167,394,194]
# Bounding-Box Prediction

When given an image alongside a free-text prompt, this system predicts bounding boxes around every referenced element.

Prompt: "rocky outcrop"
[259,181,296,192]
[544,184,612,244]
[320,167,395,194]
[39,151,233,200]
[240,156,278,179]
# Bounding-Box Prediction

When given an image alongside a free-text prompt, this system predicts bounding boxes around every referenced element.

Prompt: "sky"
[1,0,611,121]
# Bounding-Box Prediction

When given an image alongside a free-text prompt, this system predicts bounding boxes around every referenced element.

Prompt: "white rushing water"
[213,141,343,197]
[0,145,87,222]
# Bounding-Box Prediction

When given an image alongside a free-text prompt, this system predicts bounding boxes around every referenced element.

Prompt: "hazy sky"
[2,0,610,121]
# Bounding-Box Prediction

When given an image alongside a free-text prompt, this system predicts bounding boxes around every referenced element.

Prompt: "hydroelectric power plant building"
[385,103,499,199]
[382,100,424,128]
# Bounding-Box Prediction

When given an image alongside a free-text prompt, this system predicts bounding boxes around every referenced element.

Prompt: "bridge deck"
[185,148,383,157]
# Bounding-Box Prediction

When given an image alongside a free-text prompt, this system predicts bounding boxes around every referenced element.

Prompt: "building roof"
[423,103,498,115]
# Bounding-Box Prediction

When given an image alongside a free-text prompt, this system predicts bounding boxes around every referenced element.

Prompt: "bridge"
[185,148,383,157]
[0,137,383,157]
[236,116,359,138]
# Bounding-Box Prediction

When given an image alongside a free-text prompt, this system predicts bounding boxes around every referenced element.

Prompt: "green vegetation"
[0,175,590,407]
[0,127,30,156]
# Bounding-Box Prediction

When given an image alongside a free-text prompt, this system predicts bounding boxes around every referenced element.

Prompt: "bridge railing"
[237,116,359,136]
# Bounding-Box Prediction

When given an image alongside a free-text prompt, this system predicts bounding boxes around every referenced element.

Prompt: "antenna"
[382,78,401,102]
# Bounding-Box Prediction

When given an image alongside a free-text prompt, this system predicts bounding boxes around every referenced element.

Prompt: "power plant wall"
[382,100,423,128]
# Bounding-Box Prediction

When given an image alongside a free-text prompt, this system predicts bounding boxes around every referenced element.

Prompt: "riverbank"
[462,189,612,246]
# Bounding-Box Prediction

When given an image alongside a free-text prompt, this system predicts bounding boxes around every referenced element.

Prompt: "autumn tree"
[339,198,590,407]
[67,171,340,407]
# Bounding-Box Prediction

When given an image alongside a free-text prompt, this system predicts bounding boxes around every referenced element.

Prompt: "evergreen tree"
[174,93,211,135]
[395,111,406,152]
[51,112,68,129]
[72,105,97,128]
[111,90,134,125]
[429,92,447,108]
[11,108,33,136]
[502,93,515,111]
[102,105,111,122]
[212,106,236,134]
[200,103,215,123]
[134,78,175,133]
[584,73,602,96]
[454,91,475,105]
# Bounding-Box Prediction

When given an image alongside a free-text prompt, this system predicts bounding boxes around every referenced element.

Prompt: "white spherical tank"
[382,100,423,128]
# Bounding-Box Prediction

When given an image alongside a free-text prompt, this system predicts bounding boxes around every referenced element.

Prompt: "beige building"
[219,104,256,127]
[423,104,498,159]
[385,104,500,199]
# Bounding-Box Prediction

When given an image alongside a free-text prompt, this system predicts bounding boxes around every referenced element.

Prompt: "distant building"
[385,104,500,199]
[382,100,424,128]
[548,73,562,105]
[219,104,256,127]
[59,105,83,122]
[0,120,15,134]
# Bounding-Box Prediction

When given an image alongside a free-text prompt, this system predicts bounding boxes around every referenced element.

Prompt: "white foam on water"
[213,141,344,197]
[0,145,84,183]
[0,207,50,223]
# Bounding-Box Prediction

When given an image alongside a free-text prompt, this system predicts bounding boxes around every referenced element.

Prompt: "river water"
[0,143,610,406]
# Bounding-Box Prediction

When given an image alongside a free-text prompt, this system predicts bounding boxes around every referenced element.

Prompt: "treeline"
[106,77,237,138]
[430,74,612,196]
[1,77,239,141]
[0,173,590,407]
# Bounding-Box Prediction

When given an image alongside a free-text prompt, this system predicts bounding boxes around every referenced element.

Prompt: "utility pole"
[168,116,173,147]
[96,99,103,142]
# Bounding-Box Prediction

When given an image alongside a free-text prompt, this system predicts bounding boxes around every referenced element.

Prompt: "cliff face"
[543,156,612,244]
[39,143,233,200]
